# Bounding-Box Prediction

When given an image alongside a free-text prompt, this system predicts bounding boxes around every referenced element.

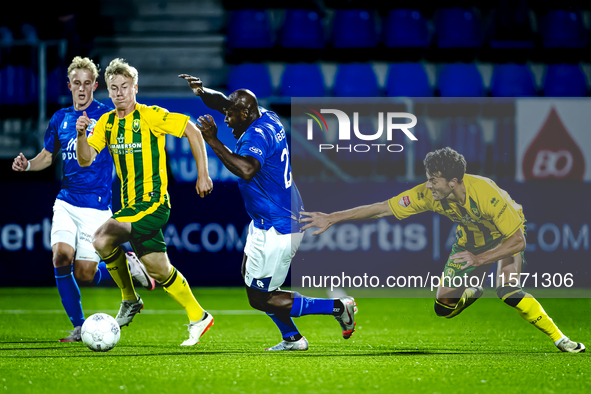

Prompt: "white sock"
[554,335,567,346]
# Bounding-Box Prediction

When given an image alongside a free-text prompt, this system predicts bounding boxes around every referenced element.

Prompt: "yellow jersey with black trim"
[387,174,525,250]
[87,103,189,208]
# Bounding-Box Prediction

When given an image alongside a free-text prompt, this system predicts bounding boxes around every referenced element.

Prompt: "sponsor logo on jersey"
[249,146,263,156]
[490,197,499,207]
[398,195,411,208]
[497,203,507,219]
[106,123,113,132]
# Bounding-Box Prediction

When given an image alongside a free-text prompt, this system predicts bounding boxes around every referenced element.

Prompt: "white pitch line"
[0,309,264,315]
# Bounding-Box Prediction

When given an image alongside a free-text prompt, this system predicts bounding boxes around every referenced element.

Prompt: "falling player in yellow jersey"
[300,147,584,353]
[75,58,214,346]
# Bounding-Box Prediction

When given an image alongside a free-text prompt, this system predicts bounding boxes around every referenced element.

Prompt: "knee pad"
[496,284,526,307]
[434,300,455,317]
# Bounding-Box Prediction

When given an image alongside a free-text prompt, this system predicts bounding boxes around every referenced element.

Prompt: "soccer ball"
[81,313,121,352]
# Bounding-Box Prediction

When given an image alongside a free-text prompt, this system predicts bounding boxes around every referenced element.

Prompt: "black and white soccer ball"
[81,313,121,352]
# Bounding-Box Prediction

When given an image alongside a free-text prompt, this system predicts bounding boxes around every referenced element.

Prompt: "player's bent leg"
[73,259,99,284]
[496,255,584,352]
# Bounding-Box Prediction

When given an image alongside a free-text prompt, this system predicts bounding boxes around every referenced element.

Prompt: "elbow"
[77,158,90,167]
[241,170,256,182]
[515,232,526,253]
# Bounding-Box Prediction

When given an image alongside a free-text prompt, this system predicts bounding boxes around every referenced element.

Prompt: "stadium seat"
[280,63,325,97]
[227,63,273,98]
[383,9,430,48]
[543,64,588,97]
[435,8,482,48]
[47,66,69,106]
[331,9,378,48]
[333,63,379,97]
[279,9,325,49]
[540,10,587,48]
[438,63,484,97]
[386,63,432,97]
[226,9,273,49]
[490,63,537,97]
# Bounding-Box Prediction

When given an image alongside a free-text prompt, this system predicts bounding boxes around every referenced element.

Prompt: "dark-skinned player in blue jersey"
[179,74,357,351]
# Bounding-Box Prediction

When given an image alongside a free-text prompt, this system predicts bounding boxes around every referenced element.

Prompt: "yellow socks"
[103,247,137,301]
[513,295,564,342]
[162,266,204,322]
[497,285,563,342]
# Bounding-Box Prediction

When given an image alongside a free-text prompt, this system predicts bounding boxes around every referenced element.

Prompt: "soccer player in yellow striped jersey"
[301,147,585,353]
[76,58,214,346]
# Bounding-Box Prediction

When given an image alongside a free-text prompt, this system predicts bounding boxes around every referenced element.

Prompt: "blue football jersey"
[44,99,114,210]
[235,108,304,234]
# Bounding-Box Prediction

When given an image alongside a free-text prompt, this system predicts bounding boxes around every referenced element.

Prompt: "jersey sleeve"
[237,127,270,167]
[144,105,189,138]
[387,183,433,220]
[87,113,108,154]
[43,113,61,153]
[481,184,524,238]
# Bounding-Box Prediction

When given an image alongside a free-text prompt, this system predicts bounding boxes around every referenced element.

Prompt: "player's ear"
[449,178,458,188]
[92,81,98,91]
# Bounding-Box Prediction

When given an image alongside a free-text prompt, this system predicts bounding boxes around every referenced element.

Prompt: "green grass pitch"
[1,287,589,393]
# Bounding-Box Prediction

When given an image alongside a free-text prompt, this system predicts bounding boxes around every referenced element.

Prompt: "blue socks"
[54,265,85,328]
[91,262,113,286]
[266,313,301,341]
[290,292,335,318]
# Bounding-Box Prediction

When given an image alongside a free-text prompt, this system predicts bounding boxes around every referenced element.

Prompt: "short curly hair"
[67,56,100,81]
[423,147,467,182]
[104,58,138,86]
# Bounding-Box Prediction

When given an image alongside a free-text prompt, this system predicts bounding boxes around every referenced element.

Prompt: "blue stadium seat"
[227,63,273,98]
[279,9,325,49]
[280,63,325,97]
[544,64,588,97]
[435,8,481,48]
[540,10,587,48]
[383,9,429,48]
[333,63,379,97]
[227,10,273,49]
[438,63,484,97]
[490,64,537,97]
[47,66,69,105]
[331,9,377,48]
[386,63,432,97]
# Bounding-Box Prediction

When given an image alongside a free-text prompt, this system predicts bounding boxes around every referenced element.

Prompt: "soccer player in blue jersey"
[179,74,357,351]
[11,57,154,342]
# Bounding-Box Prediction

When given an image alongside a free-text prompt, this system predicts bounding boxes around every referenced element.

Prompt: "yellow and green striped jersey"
[388,174,525,250]
[88,103,189,208]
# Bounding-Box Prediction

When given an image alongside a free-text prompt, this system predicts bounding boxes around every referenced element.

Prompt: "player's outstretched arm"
[179,74,230,115]
[183,120,213,198]
[12,149,52,172]
[196,115,261,181]
[300,201,393,236]
[76,111,97,167]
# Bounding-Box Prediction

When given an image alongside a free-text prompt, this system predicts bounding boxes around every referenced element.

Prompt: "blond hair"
[104,58,138,86]
[67,56,100,81]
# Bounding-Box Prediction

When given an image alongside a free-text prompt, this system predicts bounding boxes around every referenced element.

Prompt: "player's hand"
[299,211,332,236]
[76,111,91,137]
[12,152,29,172]
[196,175,213,198]
[195,115,218,143]
[178,74,204,96]
[451,251,482,271]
